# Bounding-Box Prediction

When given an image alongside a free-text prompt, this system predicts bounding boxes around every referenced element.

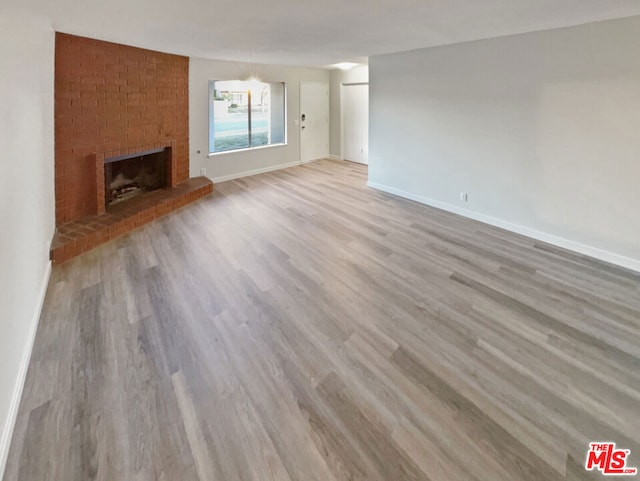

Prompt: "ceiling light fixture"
[334,62,358,70]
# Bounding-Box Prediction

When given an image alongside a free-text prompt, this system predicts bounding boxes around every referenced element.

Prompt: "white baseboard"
[0,261,51,479]
[211,158,318,183]
[367,181,640,273]
[328,154,342,161]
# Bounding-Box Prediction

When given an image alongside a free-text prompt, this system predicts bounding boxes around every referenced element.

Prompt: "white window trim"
[208,80,288,156]
[208,142,288,157]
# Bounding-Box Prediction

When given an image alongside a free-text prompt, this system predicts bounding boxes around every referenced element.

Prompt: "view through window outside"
[209,80,286,154]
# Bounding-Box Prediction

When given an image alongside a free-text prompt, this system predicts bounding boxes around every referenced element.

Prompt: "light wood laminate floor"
[4,159,640,481]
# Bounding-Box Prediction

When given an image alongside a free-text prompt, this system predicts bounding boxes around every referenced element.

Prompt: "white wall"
[0,13,55,477]
[329,65,368,158]
[189,58,330,182]
[369,16,640,271]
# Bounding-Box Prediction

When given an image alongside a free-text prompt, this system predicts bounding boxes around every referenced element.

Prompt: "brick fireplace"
[95,140,176,214]
[52,33,212,263]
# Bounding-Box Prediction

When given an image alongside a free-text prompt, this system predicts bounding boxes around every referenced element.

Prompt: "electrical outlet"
[200,168,206,176]
[460,192,468,202]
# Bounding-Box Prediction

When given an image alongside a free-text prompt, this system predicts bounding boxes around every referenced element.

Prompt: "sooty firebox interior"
[104,148,168,209]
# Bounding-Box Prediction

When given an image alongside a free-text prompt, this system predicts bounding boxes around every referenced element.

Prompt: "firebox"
[104,148,168,209]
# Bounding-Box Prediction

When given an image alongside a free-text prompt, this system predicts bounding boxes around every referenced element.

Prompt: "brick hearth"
[51,177,212,263]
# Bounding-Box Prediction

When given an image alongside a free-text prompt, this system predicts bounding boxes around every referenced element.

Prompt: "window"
[209,80,286,154]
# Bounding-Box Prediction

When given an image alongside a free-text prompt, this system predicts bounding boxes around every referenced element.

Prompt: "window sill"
[208,142,288,157]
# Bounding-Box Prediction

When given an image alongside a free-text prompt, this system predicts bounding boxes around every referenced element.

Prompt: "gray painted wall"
[0,14,55,477]
[369,16,640,270]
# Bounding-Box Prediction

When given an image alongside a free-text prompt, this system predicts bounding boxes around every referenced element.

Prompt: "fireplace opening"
[104,148,168,209]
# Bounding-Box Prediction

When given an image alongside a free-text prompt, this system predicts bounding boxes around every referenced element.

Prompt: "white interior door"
[343,84,369,164]
[300,83,329,163]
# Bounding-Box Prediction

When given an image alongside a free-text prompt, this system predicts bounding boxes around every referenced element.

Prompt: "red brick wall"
[55,33,189,224]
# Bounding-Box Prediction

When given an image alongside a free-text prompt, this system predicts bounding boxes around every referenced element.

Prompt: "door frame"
[340,82,369,162]
[299,81,330,164]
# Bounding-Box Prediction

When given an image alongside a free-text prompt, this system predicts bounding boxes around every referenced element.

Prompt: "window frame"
[208,79,288,157]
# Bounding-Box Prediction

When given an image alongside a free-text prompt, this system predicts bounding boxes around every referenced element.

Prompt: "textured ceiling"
[4,0,640,67]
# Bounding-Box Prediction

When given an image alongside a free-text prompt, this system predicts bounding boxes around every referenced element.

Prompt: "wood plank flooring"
[4,159,640,481]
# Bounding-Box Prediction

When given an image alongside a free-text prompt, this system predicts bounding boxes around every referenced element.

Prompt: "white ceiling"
[5,0,640,68]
